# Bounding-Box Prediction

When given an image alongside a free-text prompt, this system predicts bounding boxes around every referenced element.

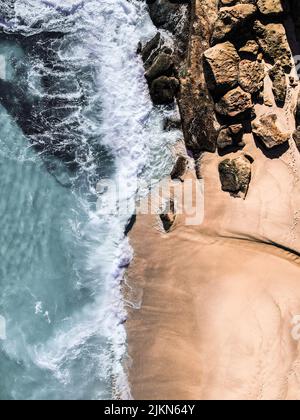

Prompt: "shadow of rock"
[254,134,290,159]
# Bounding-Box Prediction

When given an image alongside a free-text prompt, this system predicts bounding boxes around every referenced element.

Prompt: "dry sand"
[125,44,300,401]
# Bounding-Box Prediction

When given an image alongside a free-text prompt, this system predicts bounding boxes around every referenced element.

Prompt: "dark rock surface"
[218,155,252,197]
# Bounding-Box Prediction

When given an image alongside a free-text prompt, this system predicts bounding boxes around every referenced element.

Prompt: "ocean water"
[0,0,179,400]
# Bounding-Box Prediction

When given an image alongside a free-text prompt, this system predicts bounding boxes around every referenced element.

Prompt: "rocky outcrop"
[252,113,291,149]
[256,0,284,16]
[217,124,244,150]
[218,155,252,197]
[150,76,180,105]
[203,42,239,93]
[269,63,287,107]
[141,0,298,199]
[139,31,179,105]
[170,156,188,181]
[238,59,265,94]
[254,21,292,72]
[215,87,253,117]
[160,199,176,232]
[178,0,220,154]
[212,4,257,44]
[146,0,190,59]
[139,1,191,107]
[145,53,175,82]
[139,32,162,67]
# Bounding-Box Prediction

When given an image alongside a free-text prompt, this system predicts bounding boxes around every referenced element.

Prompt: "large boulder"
[150,76,180,105]
[203,42,240,93]
[145,52,175,82]
[139,33,162,68]
[217,124,244,150]
[254,21,292,72]
[146,0,190,58]
[212,4,257,44]
[215,86,253,117]
[257,0,284,15]
[252,113,291,149]
[170,155,188,180]
[219,155,252,196]
[239,59,265,94]
[147,0,182,30]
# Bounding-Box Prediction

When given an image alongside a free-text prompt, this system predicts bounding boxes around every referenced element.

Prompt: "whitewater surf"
[0,0,179,400]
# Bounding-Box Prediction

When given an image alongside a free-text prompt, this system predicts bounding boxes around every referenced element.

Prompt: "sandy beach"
[125,0,300,400]
[125,84,300,400]
[126,131,300,399]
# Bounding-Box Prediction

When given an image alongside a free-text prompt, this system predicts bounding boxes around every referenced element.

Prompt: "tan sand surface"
[126,131,300,399]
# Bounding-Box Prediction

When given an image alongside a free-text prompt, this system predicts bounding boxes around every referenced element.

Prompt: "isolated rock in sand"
[257,0,284,15]
[212,4,257,43]
[252,113,291,149]
[239,59,265,94]
[160,199,176,232]
[215,86,253,117]
[218,155,252,196]
[254,21,292,72]
[203,42,239,93]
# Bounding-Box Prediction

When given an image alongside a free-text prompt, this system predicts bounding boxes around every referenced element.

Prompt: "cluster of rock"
[139,0,190,105]
[139,33,180,105]
[141,1,299,201]
[139,0,191,231]
[203,0,297,196]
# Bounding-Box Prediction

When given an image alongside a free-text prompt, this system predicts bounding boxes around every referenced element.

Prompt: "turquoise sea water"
[0,106,98,400]
[0,0,178,400]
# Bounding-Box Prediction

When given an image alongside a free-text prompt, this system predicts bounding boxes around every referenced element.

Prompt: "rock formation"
[203,42,240,93]
[252,113,291,148]
[218,155,252,197]
[140,0,299,197]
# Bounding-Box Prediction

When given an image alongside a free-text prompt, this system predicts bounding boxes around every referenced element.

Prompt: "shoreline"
[125,0,300,400]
